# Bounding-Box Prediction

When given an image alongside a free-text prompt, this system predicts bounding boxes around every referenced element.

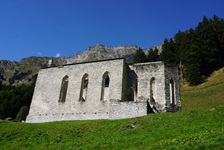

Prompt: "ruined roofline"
[41,57,125,69]
[27,56,181,122]
[131,61,178,68]
[132,61,164,66]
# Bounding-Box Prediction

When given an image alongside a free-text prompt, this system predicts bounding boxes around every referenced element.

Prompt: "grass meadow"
[0,68,223,150]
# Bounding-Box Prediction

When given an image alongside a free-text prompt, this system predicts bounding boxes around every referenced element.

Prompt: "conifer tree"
[159,15,224,85]
[133,48,147,63]
[0,81,2,91]
[147,47,159,62]
[161,38,178,64]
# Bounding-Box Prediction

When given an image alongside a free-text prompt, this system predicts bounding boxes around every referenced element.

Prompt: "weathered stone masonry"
[26,58,181,123]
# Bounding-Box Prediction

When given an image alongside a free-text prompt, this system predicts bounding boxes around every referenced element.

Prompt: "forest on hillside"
[0,81,35,121]
[134,15,224,85]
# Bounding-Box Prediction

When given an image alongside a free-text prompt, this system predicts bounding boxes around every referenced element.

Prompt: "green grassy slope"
[181,68,224,111]
[0,68,223,150]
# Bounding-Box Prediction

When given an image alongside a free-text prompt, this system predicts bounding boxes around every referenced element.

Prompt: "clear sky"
[0,0,224,61]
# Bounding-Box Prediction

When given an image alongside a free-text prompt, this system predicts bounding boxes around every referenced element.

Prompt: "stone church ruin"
[26,58,181,123]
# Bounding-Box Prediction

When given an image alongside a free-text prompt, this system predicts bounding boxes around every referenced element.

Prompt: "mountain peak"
[95,44,105,47]
[67,44,144,64]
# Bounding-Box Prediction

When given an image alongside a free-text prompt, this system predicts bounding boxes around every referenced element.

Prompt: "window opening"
[132,78,138,101]
[101,72,110,100]
[170,79,175,105]
[58,75,69,103]
[79,74,88,102]
[150,77,156,104]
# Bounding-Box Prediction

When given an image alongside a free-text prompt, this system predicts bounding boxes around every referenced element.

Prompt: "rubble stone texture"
[26,58,181,123]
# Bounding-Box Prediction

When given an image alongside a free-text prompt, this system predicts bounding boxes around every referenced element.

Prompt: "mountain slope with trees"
[0,81,35,121]
[161,15,224,85]
[133,15,224,85]
[0,57,65,86]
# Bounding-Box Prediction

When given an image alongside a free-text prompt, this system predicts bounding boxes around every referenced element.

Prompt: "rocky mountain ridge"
[0,57,64,85]
[0,44,162,85]
[67,44,142,63]
[66,44,162,64]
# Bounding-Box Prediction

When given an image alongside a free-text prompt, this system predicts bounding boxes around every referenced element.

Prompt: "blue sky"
[0,0,224,61]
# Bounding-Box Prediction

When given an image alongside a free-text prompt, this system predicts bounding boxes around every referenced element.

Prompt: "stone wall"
[129,61,181,112]
[26,58,125,122]
[164,64,181,111]
[126,65,137,101]
[26,59,181,123]
[130,62,166,112]
[109,99,147,119]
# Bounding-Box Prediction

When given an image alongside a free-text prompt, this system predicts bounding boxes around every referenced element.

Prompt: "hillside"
[0,68,223,149]
[181,67,224,111]
[0,57,65,85]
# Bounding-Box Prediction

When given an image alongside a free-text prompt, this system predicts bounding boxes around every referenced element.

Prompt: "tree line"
[133,47,160,63]
[0,81,35,121]
[134,15,224,85]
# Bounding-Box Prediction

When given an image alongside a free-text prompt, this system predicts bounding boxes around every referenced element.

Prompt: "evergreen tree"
[174,30,185,61]
[0,81,35,120]
[0,81,2,91]
[160,15,224,85]
[15,106,29,122]
[161,38,178,64]
[147,47,159,62]
[174,31,186,80]
[133,48,147,63]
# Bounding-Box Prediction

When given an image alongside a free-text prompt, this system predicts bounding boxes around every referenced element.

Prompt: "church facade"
[26,58,181,123]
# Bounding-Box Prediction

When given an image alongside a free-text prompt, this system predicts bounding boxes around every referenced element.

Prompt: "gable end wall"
[26,59,125,122]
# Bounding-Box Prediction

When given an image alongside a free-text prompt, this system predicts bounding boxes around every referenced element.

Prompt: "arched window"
[79,74,88,102]
[132,78,138,101]
[170,79,175,105]
[101,71,110,100]
[150,77,156,103]
[58,75,69,103]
